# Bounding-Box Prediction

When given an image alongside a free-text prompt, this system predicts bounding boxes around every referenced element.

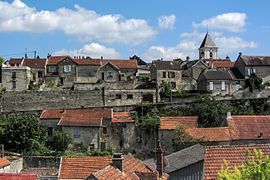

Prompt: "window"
[101,72,105,80]
[89,144,95,150]
[107,72,113,80]
[171,82,176,89]
[12,81,16,89]
[127,94,133,99]
[116,94,122,99]
[12,72,16,79]
[209,81,214,91]
[48,66,57,73]
[33,73,36,82]
[248,68,256,76]
[162,72,166,78]
[101,142,106,151]
[221,81,225,91]
[48,127,53,137]
[102,127,108,134]
[210,52,213,59]
[63,65,71,73]
[74,127,80,138]
[38,71,43,78]
[236,82,241,90]
[168,72,175,78]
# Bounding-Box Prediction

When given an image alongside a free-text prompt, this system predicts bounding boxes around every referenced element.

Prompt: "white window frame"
[221,81,226,91]
[64,65,72,73]
[209,81,214,91]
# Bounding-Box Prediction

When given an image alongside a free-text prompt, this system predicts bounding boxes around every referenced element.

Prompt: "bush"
[245,73,263,92]
[50,131,71,152]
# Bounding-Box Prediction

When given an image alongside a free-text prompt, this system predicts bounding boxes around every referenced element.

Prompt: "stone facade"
[1,66,31,91]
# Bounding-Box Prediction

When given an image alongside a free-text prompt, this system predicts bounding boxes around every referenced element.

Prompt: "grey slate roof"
[200,33,217,48]
[239,56,270,66]
[152,60,182,70]
[202,69,234,80]
[144,144,205,173]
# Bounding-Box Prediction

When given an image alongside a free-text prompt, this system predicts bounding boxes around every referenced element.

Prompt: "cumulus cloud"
[193,12,247,32]
[54,43,120,59]
[0,0,156,44]
[158,15,176,29]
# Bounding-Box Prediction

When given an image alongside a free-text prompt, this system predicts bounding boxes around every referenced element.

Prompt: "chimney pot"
[156,140,164,178]
[239,52,242,56]
[112,153,124,172]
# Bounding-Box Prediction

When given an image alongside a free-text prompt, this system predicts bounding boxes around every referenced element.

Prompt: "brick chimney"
[112,153,124,172]
[0,144,4,158]
[156,140,163,178]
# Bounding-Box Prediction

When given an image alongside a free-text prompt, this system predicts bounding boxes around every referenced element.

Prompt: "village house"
[150,60,182,90]
[0,145,23,173]
[234,54,270,82]
[39,108,136,151]
[197,68,245,95]
[58,152,168,179]
[205,57,235,69]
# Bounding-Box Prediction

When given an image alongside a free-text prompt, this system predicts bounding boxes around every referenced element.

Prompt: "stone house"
[1,66,31,91]
[181,59,209,90]
[205,57,235,69]
[234,54,270,82]
[150,60,182,90]
[197,68,245,95]
[40,108,136,151]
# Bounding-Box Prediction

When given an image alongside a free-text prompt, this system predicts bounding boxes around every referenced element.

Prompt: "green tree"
[218,149,270,180]
[172,126,199,151]
[139,113,159,133]
[0,57,4,64]
[246,73,263,92]
[0,115,48,154]
[50,131,71,152]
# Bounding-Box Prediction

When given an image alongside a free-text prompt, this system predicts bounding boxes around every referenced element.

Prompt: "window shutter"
[248,68,251,75]
[209,81,214,90]
[221,81,225,90]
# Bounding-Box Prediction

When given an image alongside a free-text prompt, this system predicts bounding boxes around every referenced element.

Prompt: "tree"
[0,115,48,154]
[139,113,160,133]
[50,131,71,152]
[218,149,270,180]
[246,73,263,92]
[0,57,4,64]
[172,126,200,151]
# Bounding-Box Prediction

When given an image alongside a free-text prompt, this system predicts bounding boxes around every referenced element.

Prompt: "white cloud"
[193,12,247,32]
[54,43,120,59]
[158,15,176,30]
[0,0,156,44]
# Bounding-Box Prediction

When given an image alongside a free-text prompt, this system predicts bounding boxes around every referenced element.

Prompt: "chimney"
[156,140,163,178]
[239,52,242,56]
[101,56,103,60]
[186,56,190,61]
[226,56,230,60]
[112,153,124,172]
[0,144,4,158]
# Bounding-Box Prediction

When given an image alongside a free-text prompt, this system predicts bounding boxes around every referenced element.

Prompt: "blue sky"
[0,0,269,62]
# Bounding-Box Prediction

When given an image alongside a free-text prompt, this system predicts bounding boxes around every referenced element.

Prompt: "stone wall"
[23,156,60,168]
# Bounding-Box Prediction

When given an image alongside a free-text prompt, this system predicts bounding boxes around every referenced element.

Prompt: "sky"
[0,0,270,62]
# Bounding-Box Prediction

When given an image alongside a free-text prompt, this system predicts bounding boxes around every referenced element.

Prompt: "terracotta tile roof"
[58,108,112,127]
[159,116,198,130]
[228,115,270,140]
[0,173,37,180]
[40,109,66,119]
[0,157,10,168]
[59,155,155,179]
[204,144,270,180]
[47,56,71,65]
[8,58,23,66]
[22,58,47,68]
[239,55,270,66]
[102,59,138,69]
[207,59,235,68]
[73,58,101,66]
[185,127,231,142]
[112,112,135,123]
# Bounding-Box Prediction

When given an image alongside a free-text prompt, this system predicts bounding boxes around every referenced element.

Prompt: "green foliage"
[139,113,160,133]
[50,131,71,152]
[246,73,263,92]
[47,80,56,88]
[0,57,4,64]
[0,115,48,154]
[218,149,270,180]
[264,81,270,87]
[172,126,200,151]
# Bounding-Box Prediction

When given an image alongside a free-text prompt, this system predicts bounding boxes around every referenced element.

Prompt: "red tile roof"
[0,173,37,180]
[159,116,198,130]
[47,56,71,65]
[207,59,235,68]
[22,58,47,68]
[204,144,270,180]
[102,59,138,69]
[239,55,270,66]
[185,127,231,142]
[59,155,155,180]
[0,158,10,168]
[8,58,23,66]
[228,115,270,140]
[73,59,101,66]
[40,109,66,119]
[112,112,135,123]
[57,108,112,127]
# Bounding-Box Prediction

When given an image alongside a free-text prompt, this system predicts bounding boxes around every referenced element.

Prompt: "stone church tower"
[199,33,218,59]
